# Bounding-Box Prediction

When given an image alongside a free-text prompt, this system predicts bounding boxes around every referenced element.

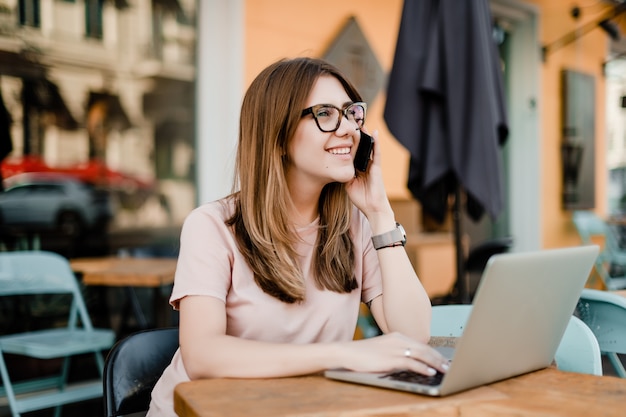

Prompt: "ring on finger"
[404,347,412,358]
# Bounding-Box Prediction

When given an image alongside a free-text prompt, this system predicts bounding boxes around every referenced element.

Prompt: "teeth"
[328,148,351,155]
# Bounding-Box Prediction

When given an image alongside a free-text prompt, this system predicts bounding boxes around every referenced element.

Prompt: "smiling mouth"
[327,147,351,155]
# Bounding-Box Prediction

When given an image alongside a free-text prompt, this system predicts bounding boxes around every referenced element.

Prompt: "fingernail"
[442,363,450,371]
[427,367,437,375]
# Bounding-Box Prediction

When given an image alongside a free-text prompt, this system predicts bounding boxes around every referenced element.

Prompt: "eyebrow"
[316,101,354,108]
[305,101,355,110]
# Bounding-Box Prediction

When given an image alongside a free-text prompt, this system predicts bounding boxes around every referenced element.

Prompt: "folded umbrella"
[385,0,509,301]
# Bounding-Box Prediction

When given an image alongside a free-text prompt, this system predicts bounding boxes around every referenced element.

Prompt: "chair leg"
[127,287,149,329]
[0,352,21,417]
[59,356,71,389]
[94,351,105,376]
[607,352,626,378]
[53,356,72,417]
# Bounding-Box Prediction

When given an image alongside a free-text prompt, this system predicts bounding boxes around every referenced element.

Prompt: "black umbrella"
[384,0,509,303]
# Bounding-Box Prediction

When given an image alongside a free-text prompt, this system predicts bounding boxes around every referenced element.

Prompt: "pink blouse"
[147,198,383,416]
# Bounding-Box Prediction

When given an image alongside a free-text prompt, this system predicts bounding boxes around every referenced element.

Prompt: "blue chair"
[555,316,603,376]
[576,288,626,377]
[572,210,626,290]
[430,305,472,337]
[431,304,602,375]
[0,251,116,417]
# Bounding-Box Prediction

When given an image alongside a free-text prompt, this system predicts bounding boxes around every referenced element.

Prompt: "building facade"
[0,0,197,234]
[1,0,621,291]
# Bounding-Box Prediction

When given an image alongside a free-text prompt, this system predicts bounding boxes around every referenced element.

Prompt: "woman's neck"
[290,200,319,228]
[288,187,322,228]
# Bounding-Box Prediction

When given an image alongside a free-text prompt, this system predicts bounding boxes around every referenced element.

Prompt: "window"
[85,0,104,39]
[18,0,40,28]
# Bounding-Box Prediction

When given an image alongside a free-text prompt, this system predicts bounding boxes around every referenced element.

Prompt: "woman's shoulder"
[183,197,235,229]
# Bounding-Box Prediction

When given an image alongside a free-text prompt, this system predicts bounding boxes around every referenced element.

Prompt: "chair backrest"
[103,327,180,417]
[571,210,626,263]
[576,288,626,377]
[554,316,602,376]
[572,211,626,290]
[430,305,472,337]
[0,250,82,294]
[576,289,626,354]
[572,210,607,245]
[431,304,602,375]
[0,250,94,330]
[465,237,514,273]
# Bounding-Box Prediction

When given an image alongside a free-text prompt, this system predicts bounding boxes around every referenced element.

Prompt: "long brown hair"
[226,57,361,303]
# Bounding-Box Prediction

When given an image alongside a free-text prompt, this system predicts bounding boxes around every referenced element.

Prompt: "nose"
[335,113,359,137]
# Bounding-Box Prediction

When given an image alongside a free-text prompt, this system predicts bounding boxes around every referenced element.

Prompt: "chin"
[335,169,357,183]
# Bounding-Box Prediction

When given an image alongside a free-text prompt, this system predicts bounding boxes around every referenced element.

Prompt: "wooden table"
[173,368,626,417]
[173,336,626,417]
[70,256,177,287]
[71,256,177,330]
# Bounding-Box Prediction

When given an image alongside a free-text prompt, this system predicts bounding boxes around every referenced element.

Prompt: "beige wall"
[526,1,609,249]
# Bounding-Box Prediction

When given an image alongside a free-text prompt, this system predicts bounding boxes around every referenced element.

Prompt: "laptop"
[325,245,600,396]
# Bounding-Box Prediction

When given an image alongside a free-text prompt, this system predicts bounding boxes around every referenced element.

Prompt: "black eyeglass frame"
[301,102,367,133]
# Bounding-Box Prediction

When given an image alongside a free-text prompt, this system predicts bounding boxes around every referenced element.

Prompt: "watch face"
[397,223,406,238]
[397,223,407,244]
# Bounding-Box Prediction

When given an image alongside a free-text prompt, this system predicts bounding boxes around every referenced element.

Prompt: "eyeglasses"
[301,102,367,133]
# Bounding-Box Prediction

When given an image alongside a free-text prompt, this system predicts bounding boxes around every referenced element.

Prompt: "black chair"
[465,236,514,300]
[103,327,179,417]
[433,236,514,305]
[466,236,514,272]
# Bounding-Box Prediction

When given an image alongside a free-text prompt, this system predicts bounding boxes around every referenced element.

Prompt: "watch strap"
[371,223,406,250]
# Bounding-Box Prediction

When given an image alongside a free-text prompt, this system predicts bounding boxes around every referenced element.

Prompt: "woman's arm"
[179,295,446,380]
[346,131,432,342]
[367,217,432,343]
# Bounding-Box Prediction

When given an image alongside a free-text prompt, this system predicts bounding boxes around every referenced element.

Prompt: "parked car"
[0,172,113,238]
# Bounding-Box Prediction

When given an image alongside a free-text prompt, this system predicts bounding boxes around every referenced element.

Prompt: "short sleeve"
[169,201,236,309]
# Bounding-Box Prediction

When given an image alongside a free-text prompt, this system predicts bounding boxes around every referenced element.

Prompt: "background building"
[0,0,197,255]
[0,0,622,295]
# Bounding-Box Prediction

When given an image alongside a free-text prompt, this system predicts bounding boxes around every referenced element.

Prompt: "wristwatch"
[371,223,407,250]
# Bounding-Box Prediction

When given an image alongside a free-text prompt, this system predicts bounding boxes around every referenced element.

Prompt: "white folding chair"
[0,251,116,417]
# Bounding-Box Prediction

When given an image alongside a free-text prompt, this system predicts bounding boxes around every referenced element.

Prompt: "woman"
[147,57,448,416]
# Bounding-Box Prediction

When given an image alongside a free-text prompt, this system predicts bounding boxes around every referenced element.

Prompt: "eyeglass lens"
[314,103,365,132]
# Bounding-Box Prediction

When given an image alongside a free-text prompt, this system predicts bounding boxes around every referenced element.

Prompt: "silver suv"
[0,172,113,238]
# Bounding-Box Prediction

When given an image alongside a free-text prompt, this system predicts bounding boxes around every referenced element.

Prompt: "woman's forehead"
[305,75,351,107]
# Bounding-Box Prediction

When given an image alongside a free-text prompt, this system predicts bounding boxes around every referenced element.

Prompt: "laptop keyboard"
[380,370,444,386]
